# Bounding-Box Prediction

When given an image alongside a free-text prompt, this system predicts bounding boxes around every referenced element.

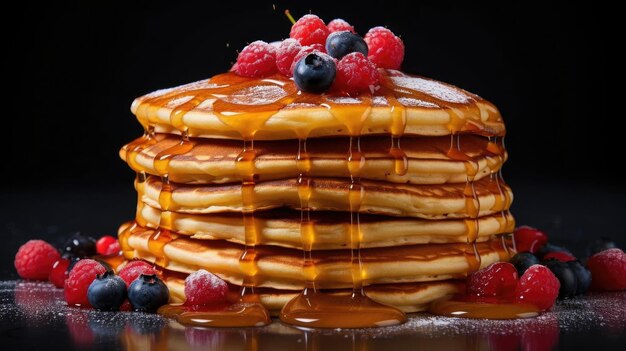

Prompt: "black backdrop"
[1,1,623,277]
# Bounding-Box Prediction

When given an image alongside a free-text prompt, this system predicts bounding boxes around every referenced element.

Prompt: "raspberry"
[515,264,560,310]
[289,45,325,76]
[333,52,380,95]
[364,27,404,70]
[49,258,71,288]
[96,235,120,256]
[467,262,518,298]
[514,226,548,253]
[290,14,330,46]
[14,240,61,281]
[233,40,277,78]
[543,251,576,262]
[327,18,355,33]
[276,39,302,76]
[118,260,157,287]
[184,269,228,306]
[64,259,106,307]
[587,248,626,291]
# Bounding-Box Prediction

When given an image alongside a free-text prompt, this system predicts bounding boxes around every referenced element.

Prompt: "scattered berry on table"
[543,251,576,262]
[275,39,302,76]
[567,260,591,295]
[87,271,127,311]
[513,226,548,253]
[515,264,560,310]
[233,40,277,78]
[14,240,61,281]
[543,259,578,298]
[64,259,106,307]
[184,269,228,306]
[535,243,572,259]
[509,252,540,276]
[364,26,404,69]
[325,31,368,60]
[118,260,157,287]
[128,274,170,313]
[327,18,355,33]
[62,233,97,259]
[293,52,337,93]
[467,262,518,298]
[96,235,120,256]
[587,237,618,257]
[290,14,330,46]
[333,52,379,95]
[587,248,626,291]
[49,257,71,288]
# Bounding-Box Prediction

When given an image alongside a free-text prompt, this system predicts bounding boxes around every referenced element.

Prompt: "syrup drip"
[387,95,408,176]
[485,136,515,254]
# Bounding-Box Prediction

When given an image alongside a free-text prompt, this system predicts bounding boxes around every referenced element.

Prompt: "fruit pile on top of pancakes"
[117,13,514,317]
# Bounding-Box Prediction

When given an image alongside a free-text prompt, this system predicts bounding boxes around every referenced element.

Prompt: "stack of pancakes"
[118,69,514,314]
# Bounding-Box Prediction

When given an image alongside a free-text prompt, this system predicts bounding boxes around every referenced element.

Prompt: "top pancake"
[131,70,505,140]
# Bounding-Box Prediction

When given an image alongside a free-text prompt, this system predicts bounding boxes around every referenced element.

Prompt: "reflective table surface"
[1,281,624,351]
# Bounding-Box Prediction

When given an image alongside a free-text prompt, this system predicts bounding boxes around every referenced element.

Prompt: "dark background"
[2,1,623,277]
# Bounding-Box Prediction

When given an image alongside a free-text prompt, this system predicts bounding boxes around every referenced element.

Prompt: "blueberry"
[128,274,169,313]
[587,237,617,257]
[62,233,97,258]
[567,260,591,295]
[509,252,540,276]
[535,243,572,260]
[325,31,368,60]
[293,53,336,93]
[543,259,577,299]
[87,271,127,311]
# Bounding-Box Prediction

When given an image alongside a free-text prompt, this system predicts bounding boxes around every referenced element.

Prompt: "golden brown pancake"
[130,70,504,140]
[120,133,506,185]
[138,176,512,219]
[160,271,463,314]
[136,203,514,249]
[120,222,510,290]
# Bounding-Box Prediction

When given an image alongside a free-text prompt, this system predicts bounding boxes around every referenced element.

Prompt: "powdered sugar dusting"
[219,85,288,105]
[397,97,439,108]
[390,75,471,104]
[186,269,225,289]
[326,97,362,104]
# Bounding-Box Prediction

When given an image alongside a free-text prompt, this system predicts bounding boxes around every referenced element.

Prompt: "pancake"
[137,203,514,249]
[160,271,463,314]
[138,176,512,219]
[130,70,505,141]
[120,222,510,290]
[121,133,506,185]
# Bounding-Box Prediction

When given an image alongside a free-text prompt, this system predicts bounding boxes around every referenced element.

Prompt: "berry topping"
[233,40,277,78]
[509,252,540,276]
[364,27,404,69]
[327,18,356,33]
[289,45,324,75]
[118,260,157,287]
[96,235,120,256]
[587,248,626,291]
[334,52,380,95]
[290,14,330,47]
[587,237,618,256]
[64,259,106,307]
[14,240,61,281]
[543,259,578,298]
[87,271,127,311]
[275,39,302,76]
[128,274,170,313]
[49,258,71,288]
[293,52,337,93]
[567,260,592,295]
[184,269,228,306]
[513,226,548,253]
[325,31,368,60]
[62,233,97,259]
[515,264,560,310]
[543,251,576,262]
[467,262,518,298]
